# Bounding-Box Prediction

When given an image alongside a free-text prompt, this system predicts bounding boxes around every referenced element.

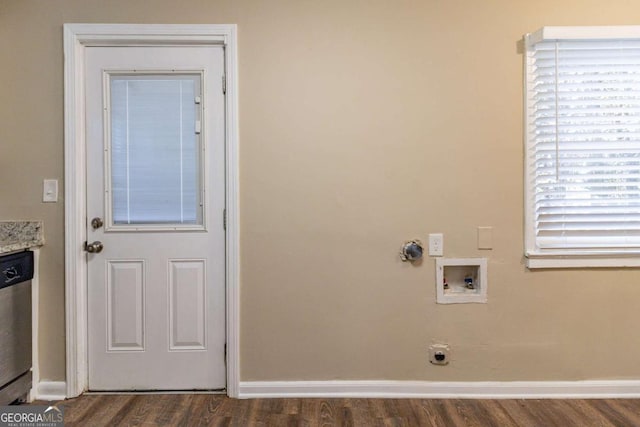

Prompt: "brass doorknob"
[84,241,104,253]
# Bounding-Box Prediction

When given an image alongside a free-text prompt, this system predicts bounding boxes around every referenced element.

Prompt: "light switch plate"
[43,179,58,203]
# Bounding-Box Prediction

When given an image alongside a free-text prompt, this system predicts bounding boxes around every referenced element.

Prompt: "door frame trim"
[63,23,240,398]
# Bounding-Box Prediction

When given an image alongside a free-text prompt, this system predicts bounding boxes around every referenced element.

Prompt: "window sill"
[526,253,640,269]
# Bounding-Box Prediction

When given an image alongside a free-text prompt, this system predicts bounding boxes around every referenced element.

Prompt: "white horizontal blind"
[110,74,202,225]
[528,39,640,249]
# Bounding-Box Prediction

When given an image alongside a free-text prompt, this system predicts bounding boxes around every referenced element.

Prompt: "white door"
[85,46,226,390]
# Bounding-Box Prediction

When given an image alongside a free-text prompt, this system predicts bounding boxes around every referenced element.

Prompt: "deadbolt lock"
[91,217,104,230]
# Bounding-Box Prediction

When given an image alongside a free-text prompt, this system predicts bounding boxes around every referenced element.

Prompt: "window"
[108,73,203,228]
[525,26,640,268]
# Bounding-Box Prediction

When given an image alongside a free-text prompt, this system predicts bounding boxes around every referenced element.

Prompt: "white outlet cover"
[428,233,443,256]
[429,343,450,365]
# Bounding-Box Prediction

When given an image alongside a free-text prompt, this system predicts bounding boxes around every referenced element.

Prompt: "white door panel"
[85,46,225,390]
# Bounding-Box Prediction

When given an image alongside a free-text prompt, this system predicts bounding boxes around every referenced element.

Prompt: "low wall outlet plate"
[429,343,450,365]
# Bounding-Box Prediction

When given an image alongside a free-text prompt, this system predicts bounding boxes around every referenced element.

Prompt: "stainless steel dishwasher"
[0,250,33,404]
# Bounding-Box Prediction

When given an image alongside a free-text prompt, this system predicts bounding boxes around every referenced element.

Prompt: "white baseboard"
[33,381,67,401]
[238,380,640,399]
[27,379,640,400]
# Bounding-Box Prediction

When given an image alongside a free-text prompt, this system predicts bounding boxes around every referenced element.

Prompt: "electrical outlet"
[428,233,443,256]
[429,343,450,365]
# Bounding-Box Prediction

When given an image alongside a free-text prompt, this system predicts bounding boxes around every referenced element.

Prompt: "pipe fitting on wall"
[400,239,423,262]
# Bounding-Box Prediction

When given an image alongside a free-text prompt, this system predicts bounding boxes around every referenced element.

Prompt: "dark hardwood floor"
[30,394,640,426]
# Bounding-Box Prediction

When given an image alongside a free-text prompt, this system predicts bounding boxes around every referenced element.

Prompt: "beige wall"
[2,0,640,384]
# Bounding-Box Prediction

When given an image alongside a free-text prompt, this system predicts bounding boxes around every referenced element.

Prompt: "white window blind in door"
[527,35,640,252]
[109,74,203,226]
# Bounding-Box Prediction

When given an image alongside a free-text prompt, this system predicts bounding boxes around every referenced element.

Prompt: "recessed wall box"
[436,258,487,304]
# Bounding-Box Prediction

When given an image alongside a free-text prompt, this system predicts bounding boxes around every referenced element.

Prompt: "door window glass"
[109,74,202,226]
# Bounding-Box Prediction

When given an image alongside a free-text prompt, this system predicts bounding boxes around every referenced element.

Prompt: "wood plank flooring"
[29,395,640,426]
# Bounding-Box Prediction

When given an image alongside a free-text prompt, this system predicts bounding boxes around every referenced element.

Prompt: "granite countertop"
[0,221,45,254]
